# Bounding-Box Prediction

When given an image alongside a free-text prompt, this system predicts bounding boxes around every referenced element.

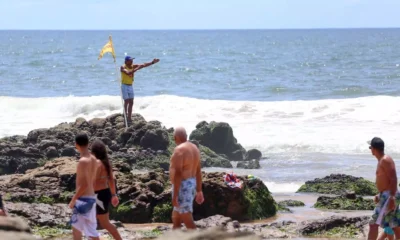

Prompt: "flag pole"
[109,35,128,130]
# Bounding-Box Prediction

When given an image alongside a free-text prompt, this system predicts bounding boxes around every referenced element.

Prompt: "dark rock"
[146,180,164,195]
[0,147,42,174]
[314,195,374,210]
[195,215,233,229]
[297,174,378,196]
[345,191,357,200]
[88,118,106,129]
[194,172,276,221]
[38,139,64,151]
[26,128,47,143]
[237,160,260,169]
[74,117,89,129]
[118,131,132,145]
[278,200,305,207]
[5,202,71,227]
[245,149,262,161]
[98,137,112,147]
[45,146,59,159]
[140,129,170,151]
[189,121,246,161]
[60,146,77,157]
[199,145,232,168]
[299,216,369,236]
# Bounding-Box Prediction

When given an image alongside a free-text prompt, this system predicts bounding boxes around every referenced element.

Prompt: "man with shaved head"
[169,126,204,229]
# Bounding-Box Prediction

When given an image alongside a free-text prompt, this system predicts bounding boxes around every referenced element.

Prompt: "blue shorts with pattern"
[370,191,400,228]
[172,177,196,214]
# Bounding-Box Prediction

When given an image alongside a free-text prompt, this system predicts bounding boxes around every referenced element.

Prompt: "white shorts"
[70,196,99,238]
[121,84,134,100]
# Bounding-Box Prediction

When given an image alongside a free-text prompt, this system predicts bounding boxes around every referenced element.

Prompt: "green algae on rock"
[278,200,305,208]
[314,195,374,210]
[297,174,378,196]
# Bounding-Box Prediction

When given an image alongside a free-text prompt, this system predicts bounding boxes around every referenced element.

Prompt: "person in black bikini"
[91,140,122,240]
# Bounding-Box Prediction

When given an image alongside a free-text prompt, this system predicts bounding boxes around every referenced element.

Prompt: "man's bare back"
[170,141,200,183]
[76,155,98,197]
[376,155,397,193]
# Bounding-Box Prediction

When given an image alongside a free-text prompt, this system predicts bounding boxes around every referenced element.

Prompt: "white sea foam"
[264,182,303,193]
[1,94,399,155]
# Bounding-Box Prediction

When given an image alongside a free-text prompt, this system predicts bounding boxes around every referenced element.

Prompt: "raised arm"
[120,65,133,75]
[134,58,160,72]
[171,148,183,207]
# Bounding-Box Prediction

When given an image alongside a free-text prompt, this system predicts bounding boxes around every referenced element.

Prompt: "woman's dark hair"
[91,139,111,176]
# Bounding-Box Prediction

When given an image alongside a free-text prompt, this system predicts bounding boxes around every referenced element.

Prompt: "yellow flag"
[98,36,116,62]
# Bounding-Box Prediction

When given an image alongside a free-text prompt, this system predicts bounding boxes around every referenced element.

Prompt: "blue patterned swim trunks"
[172,177,196,214]
[370,190,400,229]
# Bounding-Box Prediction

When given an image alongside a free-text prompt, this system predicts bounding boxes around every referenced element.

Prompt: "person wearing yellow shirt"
[120,56,160,124]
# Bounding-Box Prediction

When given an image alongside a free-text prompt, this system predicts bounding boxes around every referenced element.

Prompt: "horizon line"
[1,27,400,31]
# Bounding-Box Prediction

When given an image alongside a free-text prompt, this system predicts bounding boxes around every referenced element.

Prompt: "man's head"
[125,56,134,66]
[75,132,89,153]
[174,126,187,145]
[369,137,385,156]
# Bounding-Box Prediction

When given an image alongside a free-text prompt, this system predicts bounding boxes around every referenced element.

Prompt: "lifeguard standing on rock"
[120,56,160,124]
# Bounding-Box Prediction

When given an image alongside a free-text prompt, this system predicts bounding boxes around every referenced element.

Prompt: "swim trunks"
[95,188,112,215]
[171,177,196,214]
[370,190,400,229]
[121,84,134,100]
[70,196,99,238]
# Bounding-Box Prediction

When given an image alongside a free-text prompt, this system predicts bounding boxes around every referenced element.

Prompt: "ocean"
[1,29,400,193]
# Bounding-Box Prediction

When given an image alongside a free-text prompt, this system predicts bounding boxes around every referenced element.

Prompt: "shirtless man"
[69,133,100,240]
[368,137,400,240]
[169,127,204,229]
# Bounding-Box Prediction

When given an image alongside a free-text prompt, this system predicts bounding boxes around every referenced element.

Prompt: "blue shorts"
[172,177,196,214]
[121,84,134,100]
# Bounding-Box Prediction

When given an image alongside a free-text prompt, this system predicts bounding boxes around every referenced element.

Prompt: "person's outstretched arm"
[134,59,160,72]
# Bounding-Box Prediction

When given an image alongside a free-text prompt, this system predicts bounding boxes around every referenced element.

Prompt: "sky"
[0,0,400,30]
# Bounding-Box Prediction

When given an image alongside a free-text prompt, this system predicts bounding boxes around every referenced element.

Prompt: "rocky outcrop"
[314,195,374,210]
[197,144,232,168]
[299,216,369,238]
[245,149,262,161]
[0,114,244,176]
[0,216,36,240]
[189,121,261,161]
[0,135,43,175]
[5,202,71,227]
[237,160,260,169]
[297,174,378,196]
[1,158,276,224]
[278,200,305,207]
